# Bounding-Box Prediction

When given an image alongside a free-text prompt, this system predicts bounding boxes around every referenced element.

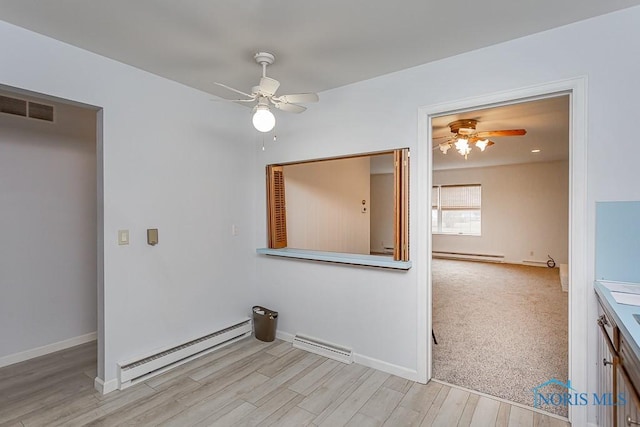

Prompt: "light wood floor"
[0,338,569,426]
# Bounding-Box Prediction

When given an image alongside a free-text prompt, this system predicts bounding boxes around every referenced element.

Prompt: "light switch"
[232,224,239,236]
[147,228,159,246]
[118,230,129,245]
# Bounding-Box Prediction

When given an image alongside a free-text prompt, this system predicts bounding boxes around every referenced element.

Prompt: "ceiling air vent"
[0,95,54,122]
[28,102,54,122]
[0,95,27,117]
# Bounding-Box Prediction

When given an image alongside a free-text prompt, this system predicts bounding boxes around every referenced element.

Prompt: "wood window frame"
[266,165,287,249]
[266,148,410,262]
[394,149,410,261]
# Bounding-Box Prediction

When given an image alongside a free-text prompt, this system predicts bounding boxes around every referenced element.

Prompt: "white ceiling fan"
[215,52,319,132]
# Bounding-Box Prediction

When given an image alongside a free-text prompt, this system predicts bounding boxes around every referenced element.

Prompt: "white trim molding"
[94,376,118,395]
[0,331,97,368]
[275,330,295,343]
[416,76,588,427]
[353,353,417,382]
[276,329,417,381]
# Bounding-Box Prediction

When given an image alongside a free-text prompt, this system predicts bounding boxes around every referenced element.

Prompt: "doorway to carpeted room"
[429,96,570,417]
[431,259,568,416]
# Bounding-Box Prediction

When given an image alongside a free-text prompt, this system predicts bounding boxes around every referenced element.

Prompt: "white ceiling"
[0,2,623,171]
[366,96,570,173]
[432,96,570,170]
[0,0,639,99]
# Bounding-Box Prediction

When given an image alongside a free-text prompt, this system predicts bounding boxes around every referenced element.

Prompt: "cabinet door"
[617,366,640,427]
[599,324,617,427]
[598,303,618,427]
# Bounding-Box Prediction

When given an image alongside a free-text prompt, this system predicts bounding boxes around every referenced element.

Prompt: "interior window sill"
[256,248,412,270]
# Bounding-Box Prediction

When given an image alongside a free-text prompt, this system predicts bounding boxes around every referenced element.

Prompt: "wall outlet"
[530,251,534,256]
[231,224,238,236]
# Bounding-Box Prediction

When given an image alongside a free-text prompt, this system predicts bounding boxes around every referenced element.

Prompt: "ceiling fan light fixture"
[215,51,318,132]
[475,139,490,151]
[252,105,275,132]
[435,119,525,159]
[454,138,470,155]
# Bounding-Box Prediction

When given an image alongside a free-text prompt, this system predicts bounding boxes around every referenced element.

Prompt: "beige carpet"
[431,259,568,417]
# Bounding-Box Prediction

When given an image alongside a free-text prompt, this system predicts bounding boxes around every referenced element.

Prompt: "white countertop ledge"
[595,280,640,359]
[256,248,412,270]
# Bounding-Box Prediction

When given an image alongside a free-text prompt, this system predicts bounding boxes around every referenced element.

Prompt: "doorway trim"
[415,77,587,425]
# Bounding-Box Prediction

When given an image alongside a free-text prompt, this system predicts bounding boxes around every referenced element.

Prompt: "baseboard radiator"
[292,334,353,364]
[522,259,549,266]
[433,251,504,263]
[117,318,251,389]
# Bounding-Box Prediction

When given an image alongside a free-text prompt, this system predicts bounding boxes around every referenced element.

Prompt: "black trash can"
[252,306,278,342]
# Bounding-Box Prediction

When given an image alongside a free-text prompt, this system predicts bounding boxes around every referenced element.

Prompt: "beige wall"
[370,173,394,254]
[284,157,370,254]
[433,160,569,265]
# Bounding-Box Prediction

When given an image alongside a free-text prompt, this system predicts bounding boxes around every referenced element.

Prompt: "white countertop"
[595,280,640,358]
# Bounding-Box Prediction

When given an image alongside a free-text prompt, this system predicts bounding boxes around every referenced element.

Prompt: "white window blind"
[432,184,481,235]
[440,185,481,210]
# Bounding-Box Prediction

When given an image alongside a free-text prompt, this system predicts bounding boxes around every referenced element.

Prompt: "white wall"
[3,6,640,422]
[0,20,256,384]
[370,174,394,254]
[254,8,640,423]
[0,98,97,359]
[284,157,370,254]
[433,161,569,265]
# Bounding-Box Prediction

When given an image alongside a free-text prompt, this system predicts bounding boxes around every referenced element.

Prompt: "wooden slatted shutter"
[267,165,288,249]
[393,149,410,261]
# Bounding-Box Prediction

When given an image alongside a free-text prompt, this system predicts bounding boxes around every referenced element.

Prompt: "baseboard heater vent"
[522,259,549,266]
[433,251,504,263]
[117,318,251,389]
[292,334,353,364]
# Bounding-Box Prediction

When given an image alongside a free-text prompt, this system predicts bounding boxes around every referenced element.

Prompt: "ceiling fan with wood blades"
[215,52,319,132]
[433,119,526,159]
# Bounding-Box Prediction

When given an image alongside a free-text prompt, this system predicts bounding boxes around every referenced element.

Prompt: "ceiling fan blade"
[259,77,280,96]
[233,100,255,108]
[277,93,319,104]
[214,82,254,99]
[476,129,527,138]
[274,102,306,113]
[211,98,256,109]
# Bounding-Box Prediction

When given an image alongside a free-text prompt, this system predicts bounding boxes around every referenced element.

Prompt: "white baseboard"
[275,329,417,382]
[94,377,118,395]
[0,331,97,368]
[275,330,295,342]
[353,353,418,382]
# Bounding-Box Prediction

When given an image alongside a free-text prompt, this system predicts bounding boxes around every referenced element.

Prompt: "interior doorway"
[416,77,589,426]
[0,85,101,374]
[431,97,570,416]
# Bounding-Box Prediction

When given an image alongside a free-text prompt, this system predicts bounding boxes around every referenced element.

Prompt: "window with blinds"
[432,184,481,235]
